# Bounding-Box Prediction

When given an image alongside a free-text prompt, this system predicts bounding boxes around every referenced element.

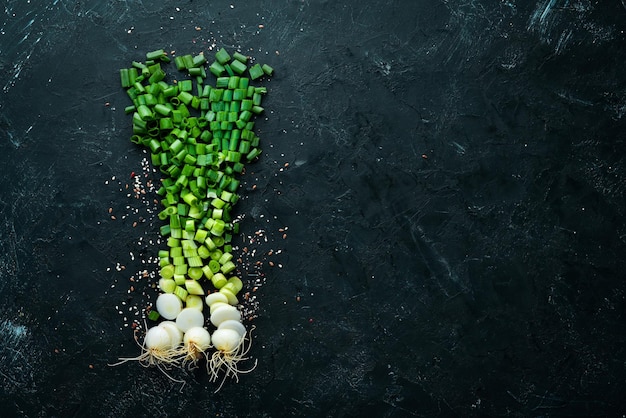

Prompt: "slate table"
[1,1,625,416]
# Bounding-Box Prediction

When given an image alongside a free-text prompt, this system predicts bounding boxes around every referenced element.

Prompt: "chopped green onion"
[233,52,248,63]
[119,48,274,380]
[147,310,161,321]
[215,48,231,64]
[249,64,264,80]
[262,64,274,76]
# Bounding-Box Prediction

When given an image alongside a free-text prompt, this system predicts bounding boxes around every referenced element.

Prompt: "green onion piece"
[154,103,171,116]
[188,267,203,280]
[193,53,207,67]
[233,89,246,101]
[238,140,251,154]
[227,76,240,89]
[148,139,161,153]
[242,110,254,122]
[210,219,226,236]
[148,310,161,321]
[198,245,210,259]
[208,248,220,261]
[209,88,224,102]
[183,248,198,258]
[184,218,195,232]
[174,274,186,286]
[188,256,203,267]
[178,91,193,105]
[211,198,226,209]
[185,279,204,295]
[163,85,178,97]
[159,117,174,130]
[233,52,248,63]
[202,265,214,279]
[204,237,217,251]
[160,264,175,279]
[179,79,193,92]
[149,68,166,83]
[212,236,225,248]
[174,56,186,70]
[194,228,208,243]
[146,49,166,60]
[219,287,239,305]
[174,286,188,301]
[182,192,198,207]
[120,69,131,88]
[182,54,194,69]
[216,77,229,88]
[221,282,238,294]
[185,295,204,310]
[132,60,147,70]
[170,228,182,240]
[208,259,221,273]
[209,61,225,76]
[137,105,153,121]
[247,148,262,161]
[220,260,236,274]
[211,273,227,289]
[227,276,243,293]
[249,63,264,80]
[159,278,176,293]
[230,60,247,75]
[262,63,274,76]
[182,239,197,250]
[215,48,231,64]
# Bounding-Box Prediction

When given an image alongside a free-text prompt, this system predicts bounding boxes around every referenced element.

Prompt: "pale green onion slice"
[205,292,228,307]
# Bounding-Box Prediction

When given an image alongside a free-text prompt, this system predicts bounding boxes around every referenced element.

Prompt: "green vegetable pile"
[113,47,273,389]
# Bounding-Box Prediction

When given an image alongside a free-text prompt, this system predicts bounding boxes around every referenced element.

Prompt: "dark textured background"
[1,1,625,416]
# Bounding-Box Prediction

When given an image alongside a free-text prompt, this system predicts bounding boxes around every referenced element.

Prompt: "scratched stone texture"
[1,1,625,416]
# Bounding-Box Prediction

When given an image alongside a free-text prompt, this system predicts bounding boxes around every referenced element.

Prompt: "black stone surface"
[1,1,625,416]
